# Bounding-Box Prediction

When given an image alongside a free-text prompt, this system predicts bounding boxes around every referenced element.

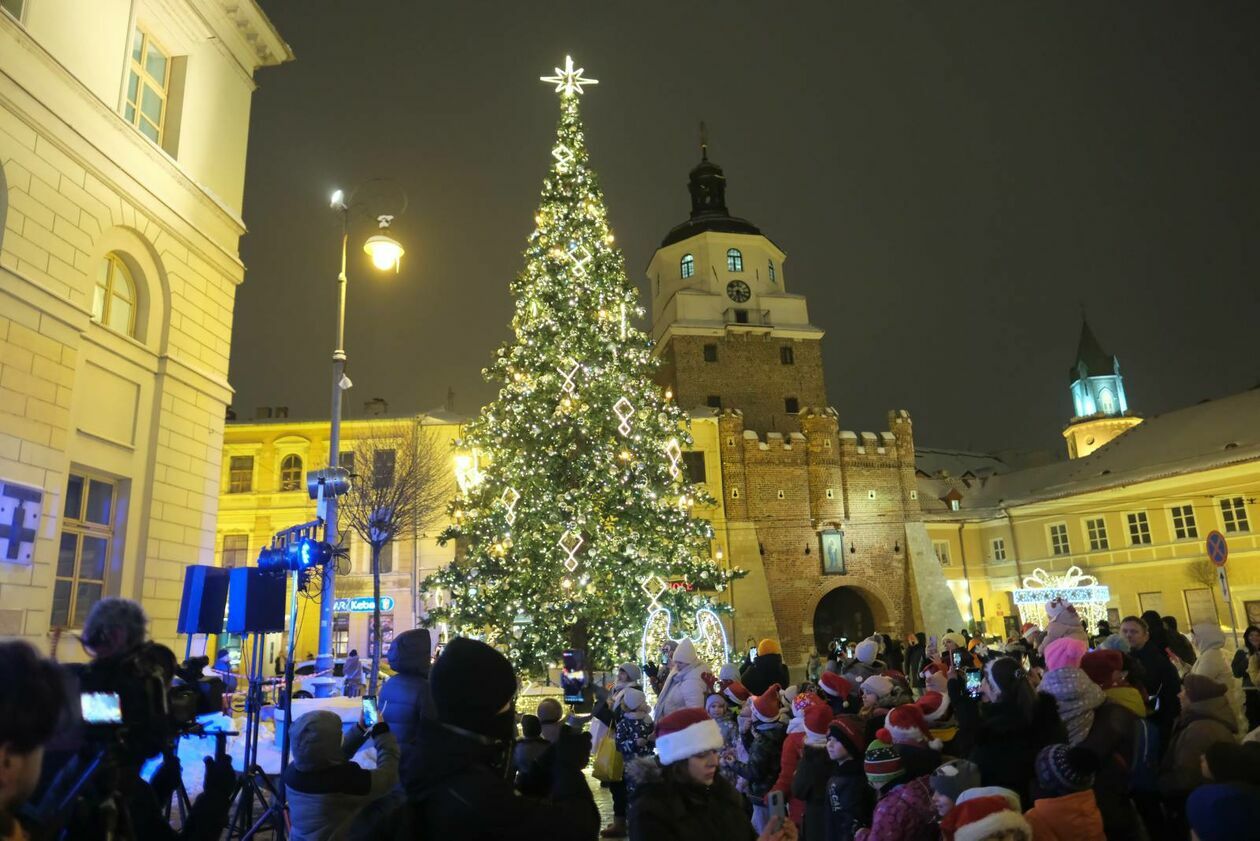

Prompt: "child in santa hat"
[940,793,1032,841]
[875,704,943,782]
[770,691,826,830]
[793,708,870,841]
[730,683,789,833]
[915,690,957,746]
[819,671,856,715]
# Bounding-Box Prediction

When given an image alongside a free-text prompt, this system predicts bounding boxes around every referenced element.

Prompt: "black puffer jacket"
[792,748,869,841]
[741,653,791,696]
[379,629,434,750]
[628,757,757,841]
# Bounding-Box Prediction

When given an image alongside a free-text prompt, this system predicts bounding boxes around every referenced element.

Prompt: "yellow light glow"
[364,234,404,273]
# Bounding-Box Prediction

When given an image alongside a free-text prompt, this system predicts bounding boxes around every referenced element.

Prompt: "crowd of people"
[2,595,1260,840]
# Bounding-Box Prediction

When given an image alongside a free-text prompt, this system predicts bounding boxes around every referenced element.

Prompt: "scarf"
[1038,667,1105,744]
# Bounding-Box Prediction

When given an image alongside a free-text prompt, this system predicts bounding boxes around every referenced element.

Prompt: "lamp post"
[317,186,405,688]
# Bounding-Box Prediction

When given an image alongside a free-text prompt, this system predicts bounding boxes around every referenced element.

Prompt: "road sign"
[1207,530,1229,568]
[1218,567,1231,600]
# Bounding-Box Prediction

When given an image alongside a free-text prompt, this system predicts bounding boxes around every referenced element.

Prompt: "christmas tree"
[425,57,736,676]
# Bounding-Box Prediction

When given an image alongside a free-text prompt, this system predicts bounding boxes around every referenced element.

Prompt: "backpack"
[1127,716,1160,792]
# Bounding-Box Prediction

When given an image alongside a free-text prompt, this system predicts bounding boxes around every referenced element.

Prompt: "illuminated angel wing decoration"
[693,608,731,670]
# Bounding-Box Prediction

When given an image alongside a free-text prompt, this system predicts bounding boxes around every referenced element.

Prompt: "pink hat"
[915,690,951,723]
[878,703,943,750]
[752,683,782,722]
[1043,637,1087,672]
[654,707,725,766]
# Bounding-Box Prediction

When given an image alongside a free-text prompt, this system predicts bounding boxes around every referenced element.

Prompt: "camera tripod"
[226,633,287,840]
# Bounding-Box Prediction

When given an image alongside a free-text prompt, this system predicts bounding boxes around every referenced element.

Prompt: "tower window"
[703,343,718,362]
[726,248,743,272]
[784,397,799,414]
[1098,388,1115,414]
[768,260,776,283]
[706,395,721,409]
[680,253,695,279]
[780,346,794,365]
[733,309,749,324]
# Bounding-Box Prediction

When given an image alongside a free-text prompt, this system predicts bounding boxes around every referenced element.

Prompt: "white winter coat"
[1192,622,1246,734]
[654,637,708,719]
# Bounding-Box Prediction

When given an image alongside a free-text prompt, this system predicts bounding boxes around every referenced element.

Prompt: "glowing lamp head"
[330,189,345,210]
[364,233,404,273]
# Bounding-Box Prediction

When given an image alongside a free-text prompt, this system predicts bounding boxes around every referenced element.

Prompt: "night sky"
[232,2,1260,455]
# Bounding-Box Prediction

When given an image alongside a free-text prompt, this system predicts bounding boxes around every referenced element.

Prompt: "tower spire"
[699,120,708,161]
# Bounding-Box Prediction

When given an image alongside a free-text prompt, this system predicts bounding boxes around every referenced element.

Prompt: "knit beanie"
[819,671,853,699]
[1080,649,1123,687]
[783,685,800,707]
[940,794,1032,841]
[915,690,951,723]
[752,683,782,722]
[757,638,781,656]
[1035,743,1098,796]
[1187,783,1260,841]
[724,681,750,705]
[792,691,823,717]
[654,707,725,766]
[430,637,518,738]
[930,758,982,802]
[860,674,894,700]
[621,687,646,713]
[828,714,867,758]
[855,637,879,665]
[536,697,563,724]
[1183,674,1228,704]
[985,657,1026,699]
[802,703,832,745]
[942,632,966,649]
[877,703,943,750]
[718,662,740,685]
[1042,637,1087,672]
[863,739,904,788]
[618,662,642,683]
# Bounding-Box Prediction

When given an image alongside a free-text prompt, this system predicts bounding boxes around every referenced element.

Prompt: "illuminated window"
[1098,388,1115,414]
[52,474,116,628]
[279,454,303,492]
[726,248,743,272]
[1085,517,1109,551]
[124,28,171,145]
[228,456,253,493]
[1049,523,1070,556]
[1221,497,1250,533]
[991,538,1006,561]
[933,540,951,566]
[1171,504,1198,540]
[222,534,248,568]
[1127,511,1152,545]
[680,253,695,279]
[92,254,137,337]
[768,260,776,283]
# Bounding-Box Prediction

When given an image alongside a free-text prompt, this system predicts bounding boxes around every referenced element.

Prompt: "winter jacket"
[1073,701,1141,841]
[615,713,656,801]
[511,736,549,787]
[1191,623,1246,733]
[1167,630,1197,666]
[841,660,883,686]
[741,652,791,696]
[343,654,364,689]
[1159,695,1239,798]
[1131,641,1181,741]
[905,638,927,688]
[1037,667,1106,745]
[1232,646,1258,690]
[284,714,400,841]
[854,776,936,841]
[1103,685,1147,718]
[793,748,868,841]
[730,720,786,802]
[378,629,434,750]
[654,639,708,720]
[771,721,808,827]
[1023,789,1106,841]
[627,757,757,841]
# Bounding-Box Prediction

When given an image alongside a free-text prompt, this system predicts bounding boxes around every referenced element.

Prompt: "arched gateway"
[812,586,877,653]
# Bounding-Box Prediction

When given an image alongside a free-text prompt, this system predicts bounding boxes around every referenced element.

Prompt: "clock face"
[726,280,751,303]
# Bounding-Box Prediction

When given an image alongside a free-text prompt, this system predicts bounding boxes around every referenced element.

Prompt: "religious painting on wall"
[820,529,845,575]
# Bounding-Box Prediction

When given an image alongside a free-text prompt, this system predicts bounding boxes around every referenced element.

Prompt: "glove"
[643,662,659,680]
[553,723,592,771]
[370,721,391,739]
[202,755,236,796]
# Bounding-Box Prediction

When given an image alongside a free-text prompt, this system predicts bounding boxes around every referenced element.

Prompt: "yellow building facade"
[0,0,289,657]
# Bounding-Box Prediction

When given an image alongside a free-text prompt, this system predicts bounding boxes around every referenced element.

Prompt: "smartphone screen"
[81,691,123,725]
[362,696,379,728]
[748,646,758,662]
[952,650,965,670]
[965,668,983,698]
[561,649,587,704]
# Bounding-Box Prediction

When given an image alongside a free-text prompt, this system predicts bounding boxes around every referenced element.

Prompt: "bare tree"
[1186,558,1223,625]
[341,420,453,695]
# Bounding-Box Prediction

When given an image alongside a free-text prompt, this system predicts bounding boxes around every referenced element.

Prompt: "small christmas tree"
[425,57,735,675]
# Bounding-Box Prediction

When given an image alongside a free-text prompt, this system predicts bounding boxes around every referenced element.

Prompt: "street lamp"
[316,182,407,690]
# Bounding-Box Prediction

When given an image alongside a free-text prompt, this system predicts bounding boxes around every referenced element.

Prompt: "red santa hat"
[877,703,943,751]
[802,703,833,745]
[915,690,951,723]
[920,660,945,680]
[752,683,782,722]
[940,794,1033,841]
[654,707,726,766]
[792,691,823,717]
[819,671,853,699]
[723,681,750,705]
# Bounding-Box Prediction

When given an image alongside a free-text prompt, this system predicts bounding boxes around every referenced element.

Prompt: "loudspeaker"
[225,567,287,634]
[177,565,230,635]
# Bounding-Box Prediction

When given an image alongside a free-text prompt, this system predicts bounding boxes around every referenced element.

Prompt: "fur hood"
[628,754,666,786]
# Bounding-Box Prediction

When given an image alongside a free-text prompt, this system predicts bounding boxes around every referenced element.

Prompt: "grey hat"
[930,758,982,801]
[291,710,346,770]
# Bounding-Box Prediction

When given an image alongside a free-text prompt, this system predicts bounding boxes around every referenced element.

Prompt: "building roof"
[660,146,764,248]
[930,387,1260,511]
[915,447,1008,480]
[1070,318,1118,383]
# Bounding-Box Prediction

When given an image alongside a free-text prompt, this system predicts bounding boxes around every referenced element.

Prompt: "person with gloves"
[792,708,869,841]
[743,639,792,695]
[928,758,980,818]
[378,628,434,750]
[628,707,798,841]
[655,638,708,720]
[854,740,936,841]
[732,683,789,832]
[1190,622,1246,733]
[1022,744,1105,841]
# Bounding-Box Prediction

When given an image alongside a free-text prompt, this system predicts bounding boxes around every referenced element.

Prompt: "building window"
[784,397,800,414]
[933,540,951,566]
[680,253,695,279]
[768,260,776,283]
[373,449,396,489]
[228,456,254,493]
[1170,504,1198,540]
[950,499,960,511]
[222,534,249,568]
[332,613,349,658]
[1049,523,1070,556]
[1085,517,1109,551]
[706,395,721,409]
[825,488,834,500]
[1220,497,1251,533]
[339,451,355,473]
[731,487,740,499]
[92,254,137,337]
[1127,511,1152,545]
[703,343,718,362]
[1,0,25,22]
[52,474,115,628]
[991,538,1006,562]
[1184,587,1216,628]
[125,27,171,145]
[681,451,706,484]
[780,346,794,365]
[726,248,743,272]
[279,454,303,492]
[1098,388,1115,414]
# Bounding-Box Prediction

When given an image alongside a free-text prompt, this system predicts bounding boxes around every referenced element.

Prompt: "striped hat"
[863,738,904,788]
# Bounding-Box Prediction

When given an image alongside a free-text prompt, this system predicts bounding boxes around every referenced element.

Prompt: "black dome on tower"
[660,141,763,247]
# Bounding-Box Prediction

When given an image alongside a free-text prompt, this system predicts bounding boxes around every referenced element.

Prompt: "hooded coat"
[654,638,708,720]
[1159,694,1239,798]
[1191,623,1246,733]
[1022,790,1106,841]
[627,756,757,841]
[378,629,434,749]
[284,712,400,841]
[730,719,786,802]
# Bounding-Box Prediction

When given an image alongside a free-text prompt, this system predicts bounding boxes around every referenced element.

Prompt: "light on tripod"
[306,467,351,500]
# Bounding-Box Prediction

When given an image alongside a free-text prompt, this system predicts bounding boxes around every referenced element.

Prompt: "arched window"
[1098,388,1115,414]
[726,248,743,272]
[280,454,303,492]
[92,253,137,337]
[680,253,694,279]
[768,259,776,283]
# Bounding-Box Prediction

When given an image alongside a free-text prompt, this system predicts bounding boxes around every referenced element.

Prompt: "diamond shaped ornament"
[641,574,667,604]
[613,397,634,436]
[558,529,584,571]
